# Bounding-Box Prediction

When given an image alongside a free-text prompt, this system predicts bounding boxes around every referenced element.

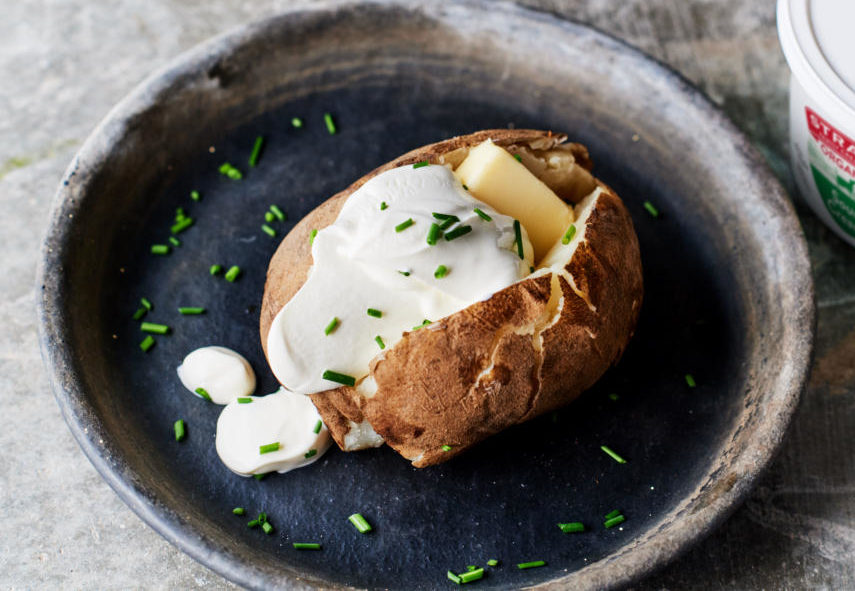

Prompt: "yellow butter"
[455,139,574,261]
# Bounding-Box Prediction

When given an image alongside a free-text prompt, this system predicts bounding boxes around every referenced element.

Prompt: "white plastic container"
[778,0,855,246]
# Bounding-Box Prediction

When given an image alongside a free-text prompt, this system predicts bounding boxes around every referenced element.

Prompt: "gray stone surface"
[1,0,852,589]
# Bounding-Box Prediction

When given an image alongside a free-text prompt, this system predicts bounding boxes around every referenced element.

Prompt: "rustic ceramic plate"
[37,1,814,589]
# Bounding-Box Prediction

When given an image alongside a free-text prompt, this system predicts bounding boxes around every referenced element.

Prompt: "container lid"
[778,0,855,117]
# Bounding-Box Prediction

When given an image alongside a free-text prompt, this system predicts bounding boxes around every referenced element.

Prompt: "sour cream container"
[778,0,855,246]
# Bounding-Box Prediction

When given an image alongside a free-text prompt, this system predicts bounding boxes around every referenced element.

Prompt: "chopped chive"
[426,222,442,245]
[561,224,577,245]
[486,559,498,567]
[139,335,155,352]
[395,218,415,232]
[517,561,546,570]
[304,449,317,459]
[291,117,303,128]
[412,160,430,168]
[643,201,659,217]
[444,225,472,241]
[261,224,276,237]
[608,393,619,401]
[133,307,147,321]
[210,264,223,275]
[441,445,452,452]
[601,445,627,464]
[253,473,267,481]
[169,236,181,247]
[232,507,245,515]
[604,515,626,528]
[438,216,459,231]
[366,308,382,318]
[140,322,169,335]
[513,220,524,259]
[380,201,388,210]
[374,335,385,349]
[604,509,621,520]
[175,208,185,222]
[190,190,201,201]
[513,154,522,162]
[434,265,449,279]
[462,184,469,191]
[447,571,462,584]
[270,205,286,221]
[473,207,492,222]
[397,270,410,276]
[459,568,484,583]
[140,298,153,311]
[558,522,585,533]
[173,419,186,441]
[262,521,274,534]
[432,212,456,220]
[529,265,535,273]
[219,162,243,180]
[195,387,212,401]
[323,112,337,134]
[249,136,265,167]
[224,266,241,282]
[237,397,253,404]
[310,229,318,245]
[685,373,697,388]
[247,520,259,528]
[324,317,340,335]
[151,244,170,255]
[293,543,321,550]
[412,319,432,330]
[348,513,373,533]
[259,442,280,455]
[265,211,275,222]
[322,370,356,387]
[313,420,323,434]
[178,307,205,315]
[171,217,194,234]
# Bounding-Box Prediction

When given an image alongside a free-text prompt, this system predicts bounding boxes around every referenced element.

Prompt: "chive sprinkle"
[513,154,522,162]
[139,336,155,352]
[262,521,274,534]
[348,513,373,533]
[604,509,621,520]
[253,473,267,481]
[270,205,286,221]
[175,208,185,221]
[434,265,449,279]
[447,571,462,584]
[265,211,275,223]
[601,445,627,464]
[561,224,577,245]
[237,397,253,404]
[513,220,524,259]
[444,225,472,241]
[232,507,245,515]
[224,266,241,282]
[169,236,181,247]
[324,317,339,335]
[322,370,356,387]
[395,218,415,232]
[608,393,620,401]
[462,184,469,191]
[685,373,697,388]
[441,445,452,452]
[487,560,498,567]
[219,162,243,180]
[247,520,259,528]
[558,522,585,533]
[151,244,170,255]
[141,298,153,310]
[323,112,337,134]
[195,387,212,401]
[178,307,205,315]
[473,207,492,222]
[310,229,318,245]
[380,201,388,210]
[173,419,186,441]
[426,222,442,245]
[210,264,223,275]
[412,319,432,330]
[313,420,323,434]
[257,512,267,523]
[432,212,456,220]
[140,322,169,335]
[259,442,280,455]
[397,270,410,276]
[261,224,276,237]
[643,201,659,217]
[133,307,147,321]
[438,216,459,231]
[459,568,484,583]
[190,190,201,201]
[291,117,303,128]
[604,515,626,528]
[374,335,385,349]
[412,160,430,168]
[366,308,382,318]
[304,449,317,459]
[293,543,321,550]
[517,561,546,570]
[171,217,194,234]
[249,136,264,167]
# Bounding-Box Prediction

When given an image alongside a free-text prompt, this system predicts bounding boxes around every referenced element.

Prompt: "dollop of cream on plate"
[176,346,256,404]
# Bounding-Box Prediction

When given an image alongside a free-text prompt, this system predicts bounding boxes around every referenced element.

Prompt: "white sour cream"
[267,164,534,394]
[215,388,332,475]
[176,346,256,404]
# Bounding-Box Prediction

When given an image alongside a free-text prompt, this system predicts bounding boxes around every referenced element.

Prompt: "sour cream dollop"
[267,164,535,394]
[176,346,256,404]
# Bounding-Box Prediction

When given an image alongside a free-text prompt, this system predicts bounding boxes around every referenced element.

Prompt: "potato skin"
[260,130,643,467]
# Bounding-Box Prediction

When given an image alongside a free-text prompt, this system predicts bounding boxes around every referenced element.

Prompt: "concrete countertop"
[2,1,852,588]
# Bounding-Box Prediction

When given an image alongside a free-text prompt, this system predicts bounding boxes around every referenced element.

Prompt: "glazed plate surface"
[37,1,814,589]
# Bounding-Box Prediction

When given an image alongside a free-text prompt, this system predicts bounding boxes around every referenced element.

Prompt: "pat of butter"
[455,139,573,261]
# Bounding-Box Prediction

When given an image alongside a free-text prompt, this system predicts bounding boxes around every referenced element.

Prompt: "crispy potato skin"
[260,130,643,467]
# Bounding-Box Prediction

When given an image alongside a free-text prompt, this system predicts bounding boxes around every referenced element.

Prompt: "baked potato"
[260,129,643,467]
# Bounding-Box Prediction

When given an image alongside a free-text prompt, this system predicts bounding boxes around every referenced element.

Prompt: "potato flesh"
[455,140,574,262]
